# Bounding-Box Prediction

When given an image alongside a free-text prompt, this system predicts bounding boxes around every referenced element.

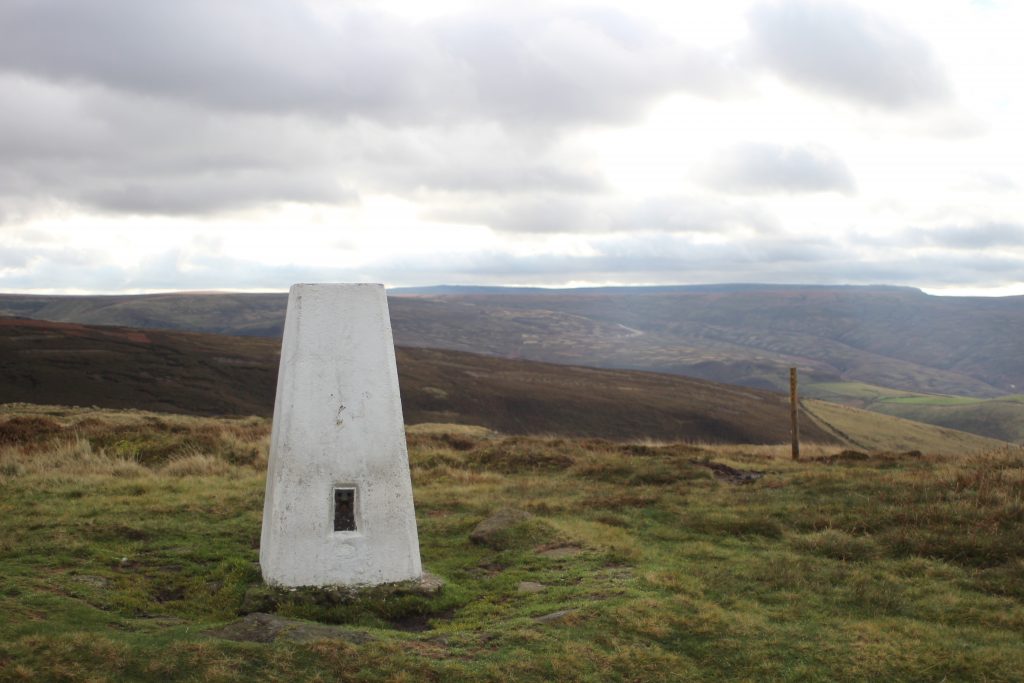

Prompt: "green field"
[806,382,1024,443]
[3,406,1024,681]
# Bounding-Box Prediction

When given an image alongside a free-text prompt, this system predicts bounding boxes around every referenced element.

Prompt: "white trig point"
[260,283,422,587]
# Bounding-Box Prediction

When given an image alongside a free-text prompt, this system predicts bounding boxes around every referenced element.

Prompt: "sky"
[1,0,1022,295]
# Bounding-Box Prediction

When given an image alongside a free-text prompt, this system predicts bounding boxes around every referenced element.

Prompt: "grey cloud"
[352,123,607,195]
[426,194,779,235]
[0,76,353,214]
[0,78,602,217]
[434,5,746,125]
[5,235,1024,293]
[428,195,605,233]
[855,222,1024,250]
[0,1,742,219]
[747,0,952,109]
[369,234,1024,288]
[82,170,355,216]
[701,143,855,194]
[0,1,441,119]
[920,223,1024,250]
[0,246,33,268]
[0,1,742,126]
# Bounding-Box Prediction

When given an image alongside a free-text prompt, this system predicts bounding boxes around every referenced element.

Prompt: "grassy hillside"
[0,292,287,336]
[2,316,1007,453]
[802,399,1008,454]
[808,381,1024,443]
[0,317,279,416]
[3,286,1022,399]
[397,347,835,444]
[2,405,1023,681]
[0,317,836,445]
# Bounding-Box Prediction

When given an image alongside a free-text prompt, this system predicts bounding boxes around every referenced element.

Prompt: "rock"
[537,545,582,559]
[518,581,546,594]
[412,571,445,596]
[534,609,579,624]
[469,508,533,548]
[205,613,373,644]
[73,575,111,589]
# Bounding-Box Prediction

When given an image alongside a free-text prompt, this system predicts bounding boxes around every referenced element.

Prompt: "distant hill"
[1,316,1004,453]
[0,292,287,337]
[2,285,1022,421]
[387,287,1024,400]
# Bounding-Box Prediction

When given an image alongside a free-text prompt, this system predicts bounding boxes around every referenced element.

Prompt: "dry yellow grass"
[3,405,1024,681]
[803,398,1006,455]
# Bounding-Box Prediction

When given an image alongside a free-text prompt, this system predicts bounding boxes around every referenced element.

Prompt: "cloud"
[0,76,355,214]
[349,122,607,195]
[1,2,742,218]
[433,5,746,126]
[5,231,1024,293]
[426,194,780,235]
[700,142,855,194]
[0,77,604,217]
[919,223,1024,250]
[0,1,742,126]
[371,234,1024,290]
[747,0,952,109]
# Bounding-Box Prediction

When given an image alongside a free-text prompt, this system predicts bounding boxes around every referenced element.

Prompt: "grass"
[807,381,983,406]
[2,405,1024,681]
[802,399,1006,455]
[806,382,1024,443]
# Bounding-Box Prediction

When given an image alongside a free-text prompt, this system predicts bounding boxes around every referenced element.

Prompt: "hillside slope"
[808,381,1024,444]
[1,316,1007,453]
[2,286,1021,400]
[0,316,829,444]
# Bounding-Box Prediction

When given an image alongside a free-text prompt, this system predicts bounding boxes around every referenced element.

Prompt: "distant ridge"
[390,283,924,296]
[1,285,1021,431]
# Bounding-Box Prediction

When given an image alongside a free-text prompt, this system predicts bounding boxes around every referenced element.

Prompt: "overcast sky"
[1,0,1022,294]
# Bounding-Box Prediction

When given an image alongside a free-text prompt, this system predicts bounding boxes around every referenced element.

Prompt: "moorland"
[2,405,1023,681]
[2,289,1023,680]
[0,316,1005,454]
[2,285,1022,442]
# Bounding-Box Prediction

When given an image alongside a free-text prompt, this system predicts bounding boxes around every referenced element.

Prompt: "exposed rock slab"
[534,609,579,624]
[517,581,546,594]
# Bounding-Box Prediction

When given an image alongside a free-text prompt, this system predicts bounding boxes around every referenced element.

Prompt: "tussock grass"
[2,405,1024,681]
[0,405,269,483]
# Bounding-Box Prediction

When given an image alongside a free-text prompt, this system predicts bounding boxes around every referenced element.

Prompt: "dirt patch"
[814,449,924,465]
[388,608,455,633]
[536,545,583,559]
[205,613,374,644]
[689,460,765,484]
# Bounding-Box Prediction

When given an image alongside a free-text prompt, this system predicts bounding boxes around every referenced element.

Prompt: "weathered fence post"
[790,367,800,460]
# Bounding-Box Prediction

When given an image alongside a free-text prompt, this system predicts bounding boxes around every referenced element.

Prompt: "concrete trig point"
[260,283,422,587]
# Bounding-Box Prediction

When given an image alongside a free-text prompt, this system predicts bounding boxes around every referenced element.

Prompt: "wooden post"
[790,367,800,460]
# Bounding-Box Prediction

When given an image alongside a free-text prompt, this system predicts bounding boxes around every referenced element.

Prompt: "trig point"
[260,283,422,587]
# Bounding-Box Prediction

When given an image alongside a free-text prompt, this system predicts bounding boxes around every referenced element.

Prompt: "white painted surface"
[260,283,422,587]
